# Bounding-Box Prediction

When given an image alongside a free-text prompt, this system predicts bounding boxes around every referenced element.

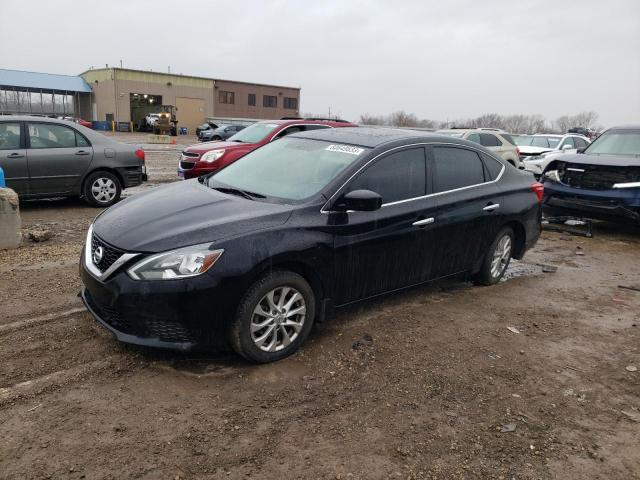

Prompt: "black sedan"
[80,128,542,363]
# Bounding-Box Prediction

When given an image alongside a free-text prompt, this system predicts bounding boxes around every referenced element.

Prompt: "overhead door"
[175,97,205,135]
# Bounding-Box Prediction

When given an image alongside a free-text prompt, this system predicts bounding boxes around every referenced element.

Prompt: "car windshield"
[512,135,532,146]
[584,129,640,156]
[227,122,279,143]
[209,137,368,201]
[531,136,561,148]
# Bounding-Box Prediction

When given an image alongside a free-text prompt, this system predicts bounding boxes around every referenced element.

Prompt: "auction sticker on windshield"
[325,144,365,155]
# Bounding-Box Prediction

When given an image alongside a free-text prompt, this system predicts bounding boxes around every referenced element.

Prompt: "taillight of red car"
[531,182,544,203]
[135,149,145,164]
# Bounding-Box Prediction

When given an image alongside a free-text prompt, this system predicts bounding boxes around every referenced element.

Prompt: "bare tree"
[387,111,419,127]
[359,113,386,125]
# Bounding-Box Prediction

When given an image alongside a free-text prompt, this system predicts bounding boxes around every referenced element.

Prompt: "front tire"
[83,171,122,207]
[474,227,514,285]
[230,270,316,363]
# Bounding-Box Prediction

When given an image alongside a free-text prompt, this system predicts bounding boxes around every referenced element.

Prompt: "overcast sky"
[1,0,638,127]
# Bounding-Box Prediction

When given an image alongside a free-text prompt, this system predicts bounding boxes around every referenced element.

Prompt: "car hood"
[93,180,293,252]
[185,140,255,154]
[546,153,640,169]
[519,146,552,155]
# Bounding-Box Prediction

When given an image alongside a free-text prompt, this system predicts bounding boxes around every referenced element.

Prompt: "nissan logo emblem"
[93,246,104,265]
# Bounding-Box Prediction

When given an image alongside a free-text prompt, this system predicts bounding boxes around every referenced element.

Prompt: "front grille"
[180,160,195,169]
[560,163,640,191]
[91,234,125,273]
[181,151,200,158]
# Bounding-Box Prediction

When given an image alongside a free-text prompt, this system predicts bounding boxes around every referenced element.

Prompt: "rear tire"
[230,270,315,363]
[474,227,514,286]
[83,171,122,207]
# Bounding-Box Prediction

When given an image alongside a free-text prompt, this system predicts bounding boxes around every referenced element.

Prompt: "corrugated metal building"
[81,68,301,134]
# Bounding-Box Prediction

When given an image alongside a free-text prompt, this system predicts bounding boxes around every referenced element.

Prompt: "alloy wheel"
[490,234,512,279]
[250,286,306,352]
[91,178,117,203]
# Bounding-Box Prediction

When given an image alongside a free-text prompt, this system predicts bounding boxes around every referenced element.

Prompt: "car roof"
[291,126,460,148]
[0,114,80,125]
[257,119,356,127]
[532,134,562,138]
[606,125,640,131]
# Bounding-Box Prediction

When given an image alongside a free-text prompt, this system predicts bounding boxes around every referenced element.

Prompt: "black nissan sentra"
[80,127,542,363]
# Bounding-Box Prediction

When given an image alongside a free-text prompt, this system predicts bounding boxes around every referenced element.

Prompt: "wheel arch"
[242,258,327,321]
[80,168,124,196]
[503,220,527,259]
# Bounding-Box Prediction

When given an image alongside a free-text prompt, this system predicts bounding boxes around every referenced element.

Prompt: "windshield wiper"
[213,187,265,200]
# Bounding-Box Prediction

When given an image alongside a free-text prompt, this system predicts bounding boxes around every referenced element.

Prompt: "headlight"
[544,170,561,182]
[127,244,224,280]
[201,149,225,163]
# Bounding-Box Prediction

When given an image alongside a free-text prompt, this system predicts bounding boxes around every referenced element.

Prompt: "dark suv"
[542,125,640,223]
[178,119,357,179]
[0,116,146,207]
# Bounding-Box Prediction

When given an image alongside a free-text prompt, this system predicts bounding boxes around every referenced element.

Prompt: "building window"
[248,93,256,106]
[219,91,235,104]
[263,95,277,108]
[284,97,298,110]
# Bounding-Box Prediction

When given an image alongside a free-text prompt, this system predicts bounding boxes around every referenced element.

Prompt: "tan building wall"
[80,68,301,128]
[213,79,300,120]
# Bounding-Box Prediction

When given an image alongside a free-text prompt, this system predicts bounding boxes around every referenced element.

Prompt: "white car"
[436,128,523,168]
[520,134,590,176]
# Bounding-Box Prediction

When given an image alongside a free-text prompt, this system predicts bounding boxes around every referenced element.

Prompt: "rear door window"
[303,124,331,131]
[28,123,78,149]
[0,123,22,150]
[574,137,588,149]
[350,148,426,204]
[433,146,486,192]
[466,133,481,144]
[481,153,504,180]
[500,133,517,146]
[480,133,501,147]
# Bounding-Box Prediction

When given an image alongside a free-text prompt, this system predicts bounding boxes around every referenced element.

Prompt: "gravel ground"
[0,135,639,479]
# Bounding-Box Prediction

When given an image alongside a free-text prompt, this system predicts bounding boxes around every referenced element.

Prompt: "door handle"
[483,203,500,212]
[7,153,24,158]
[412,217,434,227]
[75,150,90,156]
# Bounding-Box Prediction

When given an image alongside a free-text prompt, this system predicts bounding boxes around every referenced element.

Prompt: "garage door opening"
[130,93,162,131]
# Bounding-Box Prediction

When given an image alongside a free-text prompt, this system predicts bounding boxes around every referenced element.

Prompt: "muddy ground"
[0,133,639,479]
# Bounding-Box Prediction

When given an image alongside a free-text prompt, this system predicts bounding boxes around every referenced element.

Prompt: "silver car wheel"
[490,234,512,279]
[91,178,117,203]
[250,286,306,352]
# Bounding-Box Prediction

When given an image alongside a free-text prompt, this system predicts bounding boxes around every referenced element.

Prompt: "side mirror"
[334,190,382,212]
[562,144,573,151]
[577,148,585,154]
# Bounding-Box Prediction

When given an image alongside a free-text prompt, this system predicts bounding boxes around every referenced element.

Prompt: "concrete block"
[0,188,21,250]
[147,134,172,144]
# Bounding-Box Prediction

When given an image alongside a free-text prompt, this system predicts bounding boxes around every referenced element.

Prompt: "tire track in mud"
[0,310,121,390]
[0,307,86,334]
[0,357,116,407]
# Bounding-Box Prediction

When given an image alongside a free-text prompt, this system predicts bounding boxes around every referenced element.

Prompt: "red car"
[177,119,356,179]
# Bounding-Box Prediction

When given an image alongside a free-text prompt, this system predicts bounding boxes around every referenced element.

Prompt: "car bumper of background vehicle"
[80,262,236,351]
[178,164,219,180]
[543,182,640,222]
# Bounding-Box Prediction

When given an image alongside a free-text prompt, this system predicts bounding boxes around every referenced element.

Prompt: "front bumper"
[543,181,640,222]
[80,256,238,351]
